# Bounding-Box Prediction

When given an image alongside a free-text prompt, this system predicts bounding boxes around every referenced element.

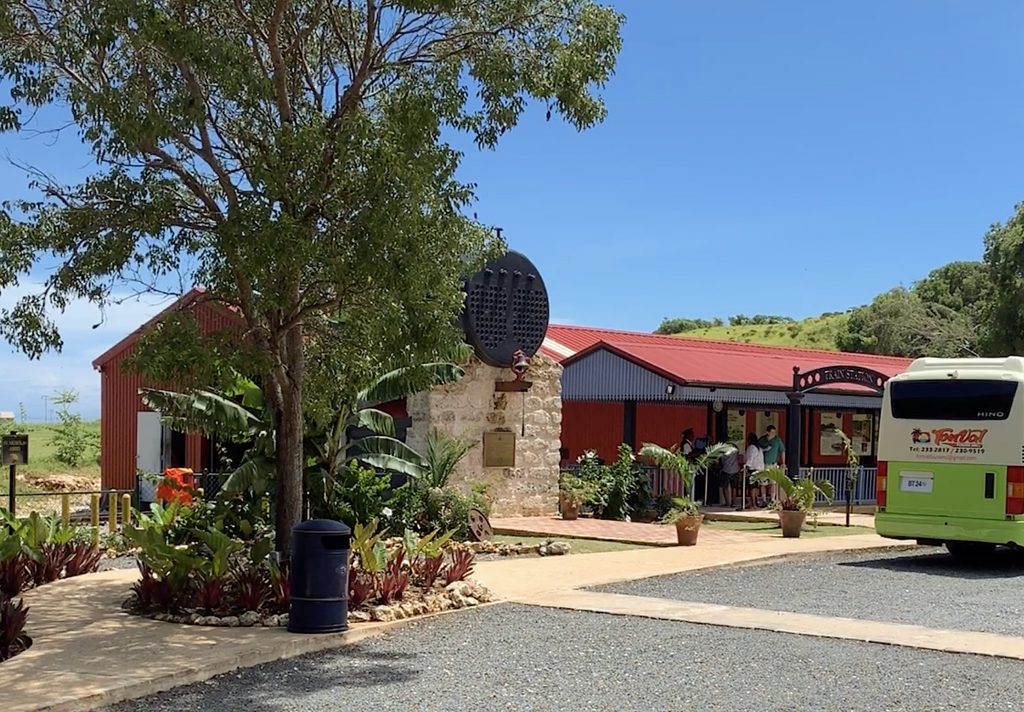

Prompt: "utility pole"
[41,395,49,423]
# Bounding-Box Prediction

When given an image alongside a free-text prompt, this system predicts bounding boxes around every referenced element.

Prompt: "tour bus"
[876,356,1024,558]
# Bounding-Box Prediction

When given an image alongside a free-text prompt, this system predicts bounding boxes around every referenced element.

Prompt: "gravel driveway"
[103,604,1024,712]
[594,546,1024,636]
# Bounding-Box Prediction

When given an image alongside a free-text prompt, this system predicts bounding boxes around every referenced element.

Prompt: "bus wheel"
[945,541,996,560]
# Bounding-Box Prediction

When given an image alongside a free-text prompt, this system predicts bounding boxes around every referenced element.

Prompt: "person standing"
[741,432,765,510]
[719,443,741,507]
[680,428,695,457]
[759,425,786,504]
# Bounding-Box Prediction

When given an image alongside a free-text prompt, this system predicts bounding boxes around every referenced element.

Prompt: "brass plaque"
[483,431,516,468]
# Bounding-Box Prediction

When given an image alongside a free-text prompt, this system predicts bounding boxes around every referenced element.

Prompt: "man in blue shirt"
[760,426,785,504]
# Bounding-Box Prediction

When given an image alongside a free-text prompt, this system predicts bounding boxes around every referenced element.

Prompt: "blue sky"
[2,0,1024,419]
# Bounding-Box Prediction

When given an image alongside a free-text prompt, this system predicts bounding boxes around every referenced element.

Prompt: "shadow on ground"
[840,547,1024,580]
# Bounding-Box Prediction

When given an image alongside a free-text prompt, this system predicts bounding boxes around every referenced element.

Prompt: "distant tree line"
[655,314,793,335]
[656,201,1024,358]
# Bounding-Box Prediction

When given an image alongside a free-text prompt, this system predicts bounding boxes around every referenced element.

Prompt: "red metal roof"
[541,324,912,393]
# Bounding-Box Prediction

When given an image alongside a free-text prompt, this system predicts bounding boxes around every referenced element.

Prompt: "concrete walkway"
[3,531,945,712]
[2,569,446,712]
[491,512,874,545]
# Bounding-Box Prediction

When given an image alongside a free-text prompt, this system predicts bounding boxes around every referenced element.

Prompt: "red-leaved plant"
[268,561,289,614]
[25,544,65,587]
[231,566,268,612]
[0,594,30,661]
[0,555,27,598]
[131,562,175,613]
[444,549,475,585]
[419,554,444,590]
[377,551,410,603]
[63,542,102,579]
[194,576,228,615]
[349,570,375,609]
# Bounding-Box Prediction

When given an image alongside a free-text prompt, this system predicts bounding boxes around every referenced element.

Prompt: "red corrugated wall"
[560,401,624,463]
[635,403,708,450]
[97,302,239,491]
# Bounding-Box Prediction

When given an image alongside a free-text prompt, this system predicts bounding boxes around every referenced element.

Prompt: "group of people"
[682,426,785,510]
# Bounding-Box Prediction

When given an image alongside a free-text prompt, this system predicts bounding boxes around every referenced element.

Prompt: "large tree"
[982,202,1024,356]
[836,287,975,358]
[0,1,623,553]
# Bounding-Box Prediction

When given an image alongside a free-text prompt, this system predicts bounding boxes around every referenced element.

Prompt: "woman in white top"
[742,433,766,509]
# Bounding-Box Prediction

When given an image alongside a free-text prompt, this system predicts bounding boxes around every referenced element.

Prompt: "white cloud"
[0,285,175,420]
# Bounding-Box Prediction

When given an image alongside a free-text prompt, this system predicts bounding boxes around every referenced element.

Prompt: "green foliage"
[568,445,657,519]
[322,461,393,531]
[639,442,731,512]
[982,202,1024,355]
[0,509,101,596]
[124,497,282,615]
[0,0,624,552]
[422,429,476,490]
[836,288,975,357]
[391,483,491,540]
[755,466,835,512]
[659,496,701,522]
[728,314,796,327]
[51,390,94,468]
[559,472,598,506]
[675,313,848,350]
[654,317,723,335]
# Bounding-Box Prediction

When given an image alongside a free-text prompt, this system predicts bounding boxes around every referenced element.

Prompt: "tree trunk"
[273,325,306,557]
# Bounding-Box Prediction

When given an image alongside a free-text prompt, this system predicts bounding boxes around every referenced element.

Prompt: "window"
[851,414,874,456]
[819,413,844,456]
[890,380,1018,421]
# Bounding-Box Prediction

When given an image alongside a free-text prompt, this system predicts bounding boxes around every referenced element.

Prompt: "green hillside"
[675,313,849,350]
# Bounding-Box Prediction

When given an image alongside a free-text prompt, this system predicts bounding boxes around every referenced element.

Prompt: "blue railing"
[799,466,877,504]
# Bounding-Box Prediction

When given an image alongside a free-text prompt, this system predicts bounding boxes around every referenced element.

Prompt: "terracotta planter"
[779,510,806,538]
[674,514,704,546]
[560,495,581,521]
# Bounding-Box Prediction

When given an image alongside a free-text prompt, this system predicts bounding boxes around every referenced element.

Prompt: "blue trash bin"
[288,519,351,634]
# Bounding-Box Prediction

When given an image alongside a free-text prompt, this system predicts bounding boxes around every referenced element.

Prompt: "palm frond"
[358,362,465,406]
[350,407,396,437]
[638,443,682,472]
[354,436,426,478]
[140,387,261,442]
[220,455,276,495]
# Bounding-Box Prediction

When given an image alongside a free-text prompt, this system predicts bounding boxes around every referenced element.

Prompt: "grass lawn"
[0,422,102,516]
[703,520,875,538]
[491,534,651,554]
[674,313,848,350]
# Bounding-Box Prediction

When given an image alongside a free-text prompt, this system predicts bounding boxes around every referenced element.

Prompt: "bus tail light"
[876,461,887,508]
[1007,466,1024,515]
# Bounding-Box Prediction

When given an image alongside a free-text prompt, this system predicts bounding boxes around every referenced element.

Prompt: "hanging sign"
[2,433,28,465]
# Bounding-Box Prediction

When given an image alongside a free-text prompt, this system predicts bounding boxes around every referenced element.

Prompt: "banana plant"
[140,357,467,500]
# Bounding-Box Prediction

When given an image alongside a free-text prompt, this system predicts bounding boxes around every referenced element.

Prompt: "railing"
[799,467,877,505]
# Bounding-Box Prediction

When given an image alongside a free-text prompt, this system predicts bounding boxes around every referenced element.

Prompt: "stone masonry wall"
[406,354,562,517]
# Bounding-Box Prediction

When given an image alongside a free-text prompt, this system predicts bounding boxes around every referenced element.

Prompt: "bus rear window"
[889,380,1018,420]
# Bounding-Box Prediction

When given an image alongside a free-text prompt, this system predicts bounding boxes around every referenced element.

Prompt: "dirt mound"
[28,474,97,492]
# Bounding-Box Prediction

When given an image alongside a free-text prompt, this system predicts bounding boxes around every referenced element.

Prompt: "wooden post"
[61,495,70,525]
[8,463,15,515]
[122,494,131,528]
[108,493,117,534]
[90,493,100,545]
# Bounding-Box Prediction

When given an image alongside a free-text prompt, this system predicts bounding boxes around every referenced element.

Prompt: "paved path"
[2,569,422,712]
[492,512,874,545]
[1,530,935,712]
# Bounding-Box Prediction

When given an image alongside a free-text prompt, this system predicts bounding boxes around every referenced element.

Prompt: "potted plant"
[758,466,836,538]
[558,473,595,521]
[659,496,704,545]
[640,442,731,545]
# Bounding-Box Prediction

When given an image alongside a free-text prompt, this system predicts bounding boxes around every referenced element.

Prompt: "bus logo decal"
[909,427,989,451]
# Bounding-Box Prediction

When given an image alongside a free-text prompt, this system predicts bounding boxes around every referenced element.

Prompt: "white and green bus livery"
[876,356,1024,558]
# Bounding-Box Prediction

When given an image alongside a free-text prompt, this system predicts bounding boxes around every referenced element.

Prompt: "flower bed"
[461,539,571,557]
[1,510,104,663]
